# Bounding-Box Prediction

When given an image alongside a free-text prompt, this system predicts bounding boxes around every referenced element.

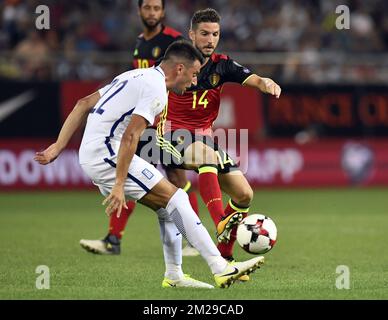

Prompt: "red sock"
[217,199,249,258]
[183,181,199,217]
[109,200,136,239]
[198,165,224,226]
[188,191,199,217]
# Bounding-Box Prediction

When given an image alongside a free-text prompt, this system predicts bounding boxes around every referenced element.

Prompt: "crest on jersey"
[134,49,139,56]
[210,73,220,87]
[152,46,161,58]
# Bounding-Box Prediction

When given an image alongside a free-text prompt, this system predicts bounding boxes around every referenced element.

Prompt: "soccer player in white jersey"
[34,41,264,289]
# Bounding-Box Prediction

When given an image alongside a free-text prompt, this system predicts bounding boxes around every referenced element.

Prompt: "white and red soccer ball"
[236,214,277,254]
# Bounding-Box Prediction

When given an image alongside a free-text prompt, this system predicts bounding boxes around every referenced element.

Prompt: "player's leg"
[165,167,200,257]
[184,142,252,281]
[121,155,220,287]
[156,137,264,286]
[158,133,200,217]
[139,179,264,288]
[217,170,253,257]
[79,200,136,255]
[165,167,199,216]
[183,140,243,244]
[80,129,157,255]
[139,179,223,266]
[157,209,209,288]
[183,141,225,226]
[108,200,136,238]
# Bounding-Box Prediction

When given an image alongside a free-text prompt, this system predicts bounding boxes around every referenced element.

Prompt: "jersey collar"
[154,65,165,78]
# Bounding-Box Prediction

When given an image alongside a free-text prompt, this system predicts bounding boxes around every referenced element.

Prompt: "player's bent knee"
[235,187,254,205]
[141,178,178,209]
[165,169,188,189]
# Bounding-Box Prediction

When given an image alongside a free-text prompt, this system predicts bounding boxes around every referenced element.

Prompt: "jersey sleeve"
[98,78,118,96]
[221,58,253,84]
[98,83,112,96]
[132,81,166,125]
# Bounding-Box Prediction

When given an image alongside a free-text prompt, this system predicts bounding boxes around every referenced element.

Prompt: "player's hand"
[102,184,128,217]
[259,77,281,98]
[34,143,61,165]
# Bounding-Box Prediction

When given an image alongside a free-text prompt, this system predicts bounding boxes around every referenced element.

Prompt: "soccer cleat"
[216,212,243,243]
[162,274,214,289]
[225,256,250,282]
[182,243,200,257]
[214,256,264,288]
[237,274,250,282]
[79,234,121,255]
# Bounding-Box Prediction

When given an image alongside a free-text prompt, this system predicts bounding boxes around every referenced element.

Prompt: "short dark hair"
[163,40,204,65]
[138,0,165,9]
[191,8,221,30]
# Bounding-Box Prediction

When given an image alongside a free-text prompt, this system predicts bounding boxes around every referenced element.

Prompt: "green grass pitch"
[0,188,387,300]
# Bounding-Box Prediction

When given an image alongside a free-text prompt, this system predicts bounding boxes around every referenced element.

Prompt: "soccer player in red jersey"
[79,0,200,256]
[157,8,281,273]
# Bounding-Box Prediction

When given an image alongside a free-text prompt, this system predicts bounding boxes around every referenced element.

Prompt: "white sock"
[157,209,184,280]
[166,189,228,274]
[165,263,184,280]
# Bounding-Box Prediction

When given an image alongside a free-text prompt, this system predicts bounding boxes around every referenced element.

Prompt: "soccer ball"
[236,214,277,254]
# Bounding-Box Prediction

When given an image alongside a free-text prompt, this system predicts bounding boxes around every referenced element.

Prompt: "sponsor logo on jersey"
[210,73,220,87]
[152,46,161,58]
[142,168,154,180]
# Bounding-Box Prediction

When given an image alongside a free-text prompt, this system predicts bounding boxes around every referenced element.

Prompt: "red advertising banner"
[61,81,101,120]
[1,139,387,190]
[214,83,263,135]
[0,140,93,191]
[239,139,388,187]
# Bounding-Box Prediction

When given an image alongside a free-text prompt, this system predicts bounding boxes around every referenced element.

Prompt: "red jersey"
[158,53,253,136]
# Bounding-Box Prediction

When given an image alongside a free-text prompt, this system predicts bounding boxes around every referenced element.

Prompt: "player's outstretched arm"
[34,92,100,165]
[243,74,281,98]
[103,114,148,217]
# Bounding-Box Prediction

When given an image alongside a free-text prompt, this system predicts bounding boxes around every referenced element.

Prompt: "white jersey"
[79,66,167,165]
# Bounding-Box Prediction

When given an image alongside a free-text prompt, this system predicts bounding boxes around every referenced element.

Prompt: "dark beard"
[196,46,213,58]
[141,17,162,32]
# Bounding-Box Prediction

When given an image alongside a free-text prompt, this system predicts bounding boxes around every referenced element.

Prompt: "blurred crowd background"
[0,0,387,83]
